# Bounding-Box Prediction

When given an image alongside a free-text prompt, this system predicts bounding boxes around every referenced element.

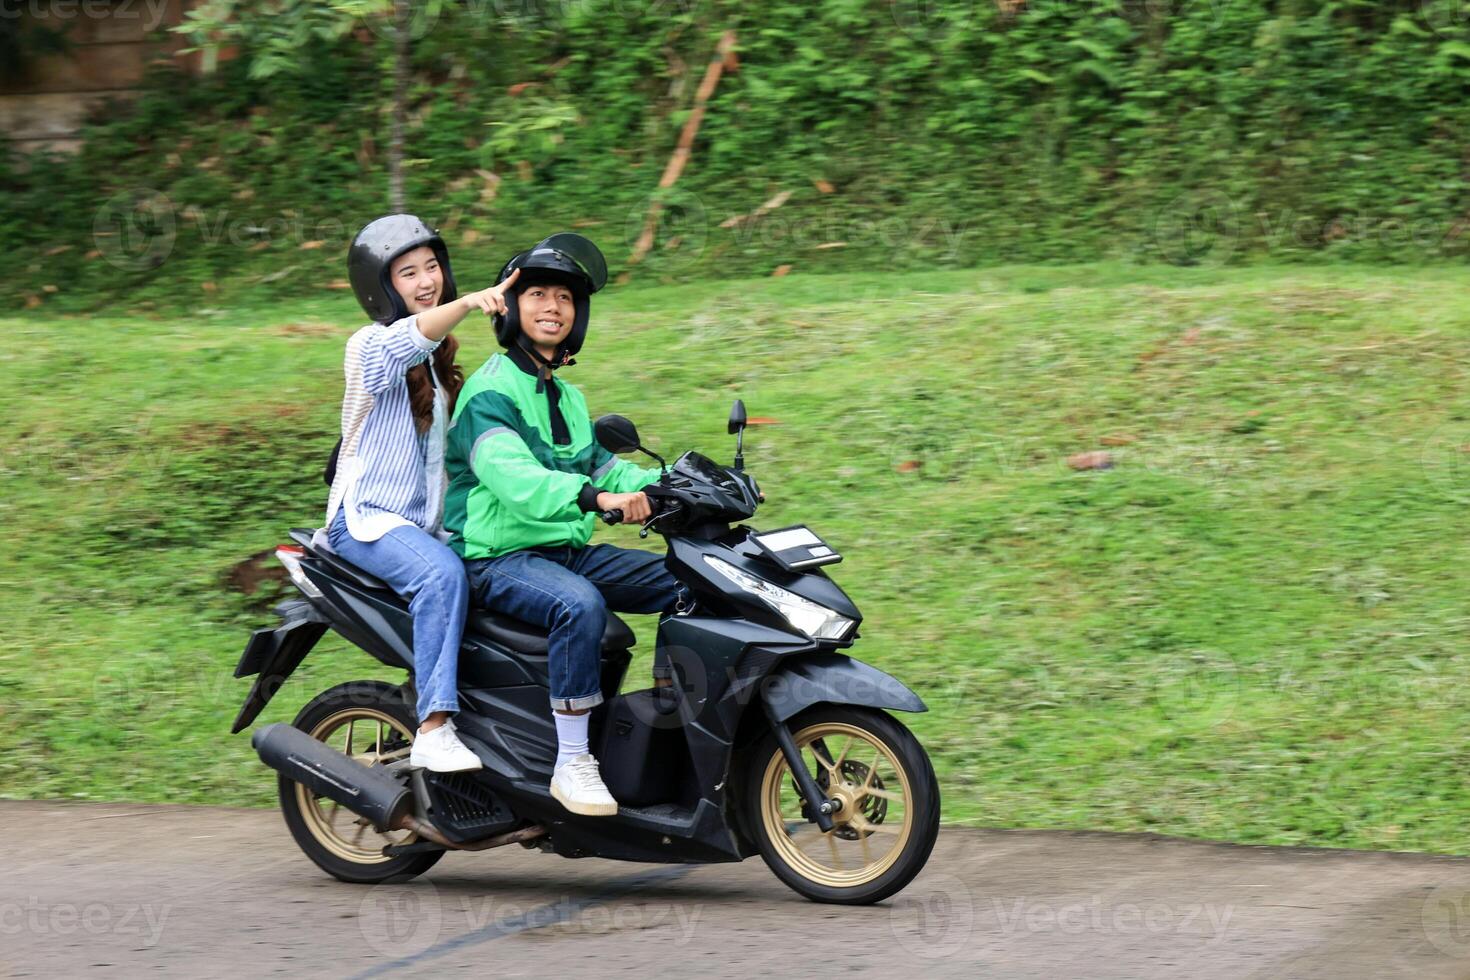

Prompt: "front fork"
[760,698,839,833]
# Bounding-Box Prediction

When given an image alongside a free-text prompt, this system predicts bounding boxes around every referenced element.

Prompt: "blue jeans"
[327,510,469,723]
[465,544,684,711]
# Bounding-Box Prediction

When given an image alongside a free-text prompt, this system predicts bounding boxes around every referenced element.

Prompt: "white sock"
[554,712,590,771]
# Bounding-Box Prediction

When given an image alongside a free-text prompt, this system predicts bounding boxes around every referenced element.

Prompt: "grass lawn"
[2,262,1468,852]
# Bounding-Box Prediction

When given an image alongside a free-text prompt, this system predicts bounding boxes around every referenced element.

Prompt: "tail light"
[275,545,323,599]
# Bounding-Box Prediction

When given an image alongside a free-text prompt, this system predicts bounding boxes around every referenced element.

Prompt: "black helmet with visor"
[492,233,608,362]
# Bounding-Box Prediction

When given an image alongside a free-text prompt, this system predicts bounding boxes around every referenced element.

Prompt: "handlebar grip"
[600,509,623,525]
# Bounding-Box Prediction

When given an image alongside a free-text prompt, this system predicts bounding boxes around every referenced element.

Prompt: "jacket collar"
[505,344,541,378]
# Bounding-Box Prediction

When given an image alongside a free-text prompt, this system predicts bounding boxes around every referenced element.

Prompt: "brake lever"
[639,504,680,539]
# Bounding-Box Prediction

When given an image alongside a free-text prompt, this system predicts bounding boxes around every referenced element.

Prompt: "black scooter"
[234,402,939,904]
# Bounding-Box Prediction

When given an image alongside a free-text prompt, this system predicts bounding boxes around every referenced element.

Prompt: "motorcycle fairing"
[628,616,923,860]
[300,560,416,670]
[760,652,927,723]
[663,531,862,639]
[437,616,912,865]
[234,599,325,678]
[230,618,329,734]
[446,683,745,864]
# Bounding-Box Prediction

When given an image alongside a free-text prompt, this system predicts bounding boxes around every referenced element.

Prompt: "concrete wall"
[0,0,194,153]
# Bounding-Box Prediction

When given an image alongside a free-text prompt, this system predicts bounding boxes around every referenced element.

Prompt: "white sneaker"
[409,723,482,773]
[550,754,618,816]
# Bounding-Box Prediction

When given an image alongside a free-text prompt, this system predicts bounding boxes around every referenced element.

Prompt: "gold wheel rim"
[759,721,914,889]
[295,707,417,864]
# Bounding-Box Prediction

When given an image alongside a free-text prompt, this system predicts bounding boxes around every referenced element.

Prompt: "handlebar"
[601,488,672,526]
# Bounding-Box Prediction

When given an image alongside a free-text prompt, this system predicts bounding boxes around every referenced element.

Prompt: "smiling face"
[517,280,577,355]
[388,245,445,315]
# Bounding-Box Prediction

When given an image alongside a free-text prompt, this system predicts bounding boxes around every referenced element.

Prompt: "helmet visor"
[535,233,608,292]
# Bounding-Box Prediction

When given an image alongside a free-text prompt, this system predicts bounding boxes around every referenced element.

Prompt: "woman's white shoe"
[550,754,619,816]
[409,723,483,772]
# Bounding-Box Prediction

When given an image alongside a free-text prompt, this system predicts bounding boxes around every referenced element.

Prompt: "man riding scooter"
[442,234,683,817]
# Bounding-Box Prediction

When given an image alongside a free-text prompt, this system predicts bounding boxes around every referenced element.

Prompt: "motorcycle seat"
[466,608,636,654]
[293,529,636,654]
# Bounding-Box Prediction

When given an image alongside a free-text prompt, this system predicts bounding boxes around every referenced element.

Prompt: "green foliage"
[482,95,582,172]
[4,266,1470,852]
[174,0,444,78]
[6,0,1470,311]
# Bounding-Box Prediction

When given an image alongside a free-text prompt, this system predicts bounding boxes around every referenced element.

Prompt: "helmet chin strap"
[515,335,576,392]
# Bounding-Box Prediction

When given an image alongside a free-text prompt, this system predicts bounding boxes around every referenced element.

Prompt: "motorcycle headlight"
[704,556,854,640]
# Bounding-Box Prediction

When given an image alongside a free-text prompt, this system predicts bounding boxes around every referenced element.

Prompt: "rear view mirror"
[594,415,641,455]
[727,399,747,435]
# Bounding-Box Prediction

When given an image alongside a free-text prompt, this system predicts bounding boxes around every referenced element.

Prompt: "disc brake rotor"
[794,758,890,840]
[832,760,888,840]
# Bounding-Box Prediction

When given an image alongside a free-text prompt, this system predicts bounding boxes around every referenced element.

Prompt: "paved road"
[5,801,1470,978]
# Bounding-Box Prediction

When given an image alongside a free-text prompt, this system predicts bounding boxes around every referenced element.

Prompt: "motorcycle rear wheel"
[742,704,940,905]
[278,680,444,884]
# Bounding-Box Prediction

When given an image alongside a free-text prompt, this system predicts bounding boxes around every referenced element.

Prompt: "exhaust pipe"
[254,723,550,852]
[253,723,412,832]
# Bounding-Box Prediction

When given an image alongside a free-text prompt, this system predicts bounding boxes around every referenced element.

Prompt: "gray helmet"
[492,233,608,357]
[347,214,458,324]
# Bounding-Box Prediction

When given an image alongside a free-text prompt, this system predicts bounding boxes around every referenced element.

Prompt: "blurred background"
[1,0,1468,853]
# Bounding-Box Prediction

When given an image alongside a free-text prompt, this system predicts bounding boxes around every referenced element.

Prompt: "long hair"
[406,333,464,431]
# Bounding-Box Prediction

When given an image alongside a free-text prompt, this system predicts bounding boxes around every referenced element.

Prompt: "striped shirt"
[324,316,449,542]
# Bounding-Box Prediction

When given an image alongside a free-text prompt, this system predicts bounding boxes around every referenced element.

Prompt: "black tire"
[741,704,940,905]
[278,681,443,884]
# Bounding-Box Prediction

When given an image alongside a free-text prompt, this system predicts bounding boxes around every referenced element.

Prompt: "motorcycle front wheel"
[278,680,444,884]
[741,704,940,905]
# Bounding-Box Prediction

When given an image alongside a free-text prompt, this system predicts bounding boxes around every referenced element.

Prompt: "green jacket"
[444,353,660,559]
